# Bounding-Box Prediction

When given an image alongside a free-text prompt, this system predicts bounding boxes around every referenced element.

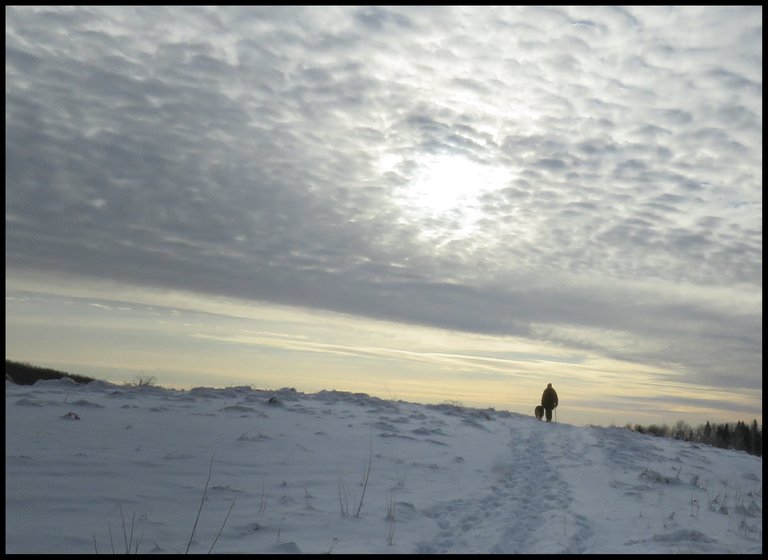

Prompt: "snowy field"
[5,378,762,554]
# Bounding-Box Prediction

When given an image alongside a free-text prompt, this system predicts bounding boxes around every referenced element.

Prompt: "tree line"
[625,418,762,457]
[5,359,96,385]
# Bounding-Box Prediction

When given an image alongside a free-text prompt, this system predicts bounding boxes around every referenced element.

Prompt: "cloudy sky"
[5,6,762,426]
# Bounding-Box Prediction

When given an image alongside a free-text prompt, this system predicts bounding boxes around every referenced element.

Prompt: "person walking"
[541,383,558,422]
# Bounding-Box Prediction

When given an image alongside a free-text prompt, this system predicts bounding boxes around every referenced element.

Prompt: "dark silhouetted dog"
[534,405,544,421]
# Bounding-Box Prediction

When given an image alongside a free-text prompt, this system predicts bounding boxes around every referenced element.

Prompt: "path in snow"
[415,419,596,553]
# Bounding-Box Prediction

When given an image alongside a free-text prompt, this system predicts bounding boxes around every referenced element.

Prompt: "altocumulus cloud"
[5,7,762,393]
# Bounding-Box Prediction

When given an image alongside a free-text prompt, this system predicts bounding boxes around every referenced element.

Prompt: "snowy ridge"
[5,379,762,553]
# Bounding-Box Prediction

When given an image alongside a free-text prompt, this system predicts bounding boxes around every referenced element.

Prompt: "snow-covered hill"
[5,378,762,553]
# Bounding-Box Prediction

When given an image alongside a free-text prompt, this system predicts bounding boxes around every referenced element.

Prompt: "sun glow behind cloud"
[381,152,512,242]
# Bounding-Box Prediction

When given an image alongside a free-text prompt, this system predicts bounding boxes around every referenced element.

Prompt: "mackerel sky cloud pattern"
[5,7,762,399]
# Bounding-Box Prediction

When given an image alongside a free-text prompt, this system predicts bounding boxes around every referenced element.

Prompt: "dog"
[534,405,544,421]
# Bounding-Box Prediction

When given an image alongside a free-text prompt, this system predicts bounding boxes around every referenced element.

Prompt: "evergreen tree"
[717,423,730,448]
[750,419,762,456]
[737,421,750,451]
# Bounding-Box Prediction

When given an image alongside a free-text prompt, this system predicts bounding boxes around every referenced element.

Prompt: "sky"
[5,6,762,427]
[6,379,763,554]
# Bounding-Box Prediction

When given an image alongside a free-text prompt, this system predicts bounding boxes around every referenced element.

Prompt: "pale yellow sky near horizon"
[6,272,761,428]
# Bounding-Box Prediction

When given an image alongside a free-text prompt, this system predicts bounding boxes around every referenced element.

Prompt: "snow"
[5,378,762,554]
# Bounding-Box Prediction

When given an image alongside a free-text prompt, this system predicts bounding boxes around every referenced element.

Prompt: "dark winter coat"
[541,386,558,411]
